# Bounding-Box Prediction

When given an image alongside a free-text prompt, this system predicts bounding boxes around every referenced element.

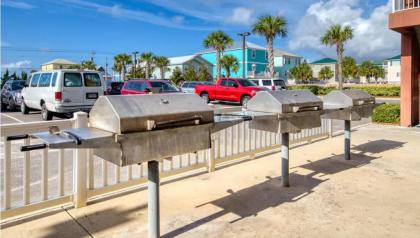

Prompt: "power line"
[1,46,117,56]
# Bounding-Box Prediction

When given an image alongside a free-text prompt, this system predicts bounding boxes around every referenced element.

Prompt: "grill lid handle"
[151,116,203,130]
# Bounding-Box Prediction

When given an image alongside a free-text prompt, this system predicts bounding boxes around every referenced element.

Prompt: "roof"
[386,55,401,61]
[274,49,301,58]
[310,58,337,64]
[201,41,266,53]
[42,58,77,65]
[169,54,212,65]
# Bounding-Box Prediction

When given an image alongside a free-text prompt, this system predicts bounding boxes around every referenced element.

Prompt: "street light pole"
[238,32,251,79]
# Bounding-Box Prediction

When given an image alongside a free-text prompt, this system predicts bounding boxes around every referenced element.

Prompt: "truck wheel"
[21,101,30,114]
[41,103,53,121]
[241,95,251,107]
[200,93,210,103]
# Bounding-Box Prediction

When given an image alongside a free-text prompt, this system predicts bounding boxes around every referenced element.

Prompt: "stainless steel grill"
[245,90,323,134]
[321,90,379,160]
[17,94,246,166]
[322,90,376,121]
[236,90,324,187]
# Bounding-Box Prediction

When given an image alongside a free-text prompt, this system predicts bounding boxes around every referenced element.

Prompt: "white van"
[21,69,104,120]
[251,79,287,91]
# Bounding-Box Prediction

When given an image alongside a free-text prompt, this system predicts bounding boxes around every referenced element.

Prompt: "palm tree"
[252,15,287,78]
[203,31,233,80]
[318,66,334,81]
[113,53,132,81]
[220,55,239,78]
[288,63,313,83]
[140,52,154,79]
[154,56,170,79]
[81,60,96,70]
[321,24,354,90]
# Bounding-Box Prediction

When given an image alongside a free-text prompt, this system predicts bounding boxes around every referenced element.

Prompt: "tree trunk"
[121,65,126,81]
[226,67,230,78]
[160,67,164,79]
[337,44,343,90]
[267,37,275,78]
[216,50,221,81]
[145,64,150,79]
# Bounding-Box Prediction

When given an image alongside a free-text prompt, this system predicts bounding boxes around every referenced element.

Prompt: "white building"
[274,50,303,80]
[151,54,213,79]
[384,55,401,84]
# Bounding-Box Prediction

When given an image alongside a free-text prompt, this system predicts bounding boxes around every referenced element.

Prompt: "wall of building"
[151,59,213,79]
[310,63,337,83]
[386,60,401,84]
[200,48,268,78]
[41,64,73,71]
[274,56,302,79]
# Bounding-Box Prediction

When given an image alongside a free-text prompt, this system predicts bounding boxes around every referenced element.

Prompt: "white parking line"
[1,113,24,123]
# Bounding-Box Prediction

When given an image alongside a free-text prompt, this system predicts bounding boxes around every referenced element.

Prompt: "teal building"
[200,42,268,78]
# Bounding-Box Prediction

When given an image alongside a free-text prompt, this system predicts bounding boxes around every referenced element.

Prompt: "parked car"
[121,79,180,95]
[251,79,287,91]
[1,80,26,110]
[105,81,124,95]
[195,78,268,106]
[180,81,214,93]
[21,70,104,120]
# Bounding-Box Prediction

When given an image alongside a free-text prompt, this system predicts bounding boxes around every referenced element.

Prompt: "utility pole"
[105,57,108,80]
[238,32,251,79]
[90,51,96,62]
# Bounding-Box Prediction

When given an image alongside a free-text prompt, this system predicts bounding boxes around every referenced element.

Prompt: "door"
[26,73,41,108]
[61,72,84,106]
[225,79,240,101]
[83,72,103,105]
[216,79,230,100]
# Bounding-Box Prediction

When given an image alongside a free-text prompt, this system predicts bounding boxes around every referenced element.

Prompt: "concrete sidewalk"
[1,124,420,238]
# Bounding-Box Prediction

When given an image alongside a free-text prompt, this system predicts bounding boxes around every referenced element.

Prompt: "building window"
[252,49,256,59]
[397,72,400,77]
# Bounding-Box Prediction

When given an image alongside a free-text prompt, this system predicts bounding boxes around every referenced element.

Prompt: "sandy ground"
[1,124,420,238]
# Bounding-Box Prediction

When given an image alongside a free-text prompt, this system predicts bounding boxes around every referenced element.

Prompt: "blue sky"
[1,0,399,73]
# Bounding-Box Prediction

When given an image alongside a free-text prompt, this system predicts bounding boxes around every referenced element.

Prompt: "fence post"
[207,139,216,172]
[73,112,88,208]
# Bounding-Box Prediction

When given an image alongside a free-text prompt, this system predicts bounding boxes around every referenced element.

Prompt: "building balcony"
[392,0,420,12]
[389,0,420,32]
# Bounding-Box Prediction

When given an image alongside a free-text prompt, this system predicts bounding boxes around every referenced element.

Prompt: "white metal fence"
[393,0,420,12]
[1,112,331,220]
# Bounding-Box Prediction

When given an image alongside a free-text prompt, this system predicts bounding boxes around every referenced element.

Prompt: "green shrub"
[289,84,400,97]
[372,104,400,124]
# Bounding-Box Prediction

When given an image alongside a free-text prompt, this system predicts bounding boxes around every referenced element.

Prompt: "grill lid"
[89,94,214,134]
[323,90,375,109]
[246,90,323,114]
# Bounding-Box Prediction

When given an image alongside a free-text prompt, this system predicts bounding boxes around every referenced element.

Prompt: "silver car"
[1,80,25,111]
[180,81,214,94]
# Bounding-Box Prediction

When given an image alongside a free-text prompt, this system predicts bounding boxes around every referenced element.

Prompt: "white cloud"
[289,0,400,60]
[226,7,254,25]
[61,0,213,31]
[1,0,34,9]
[172,15,185,24]
[1,60,31,69]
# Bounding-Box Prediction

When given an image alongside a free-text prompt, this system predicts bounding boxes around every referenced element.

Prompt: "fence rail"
[393,0,420,12]
[1,112,331,220]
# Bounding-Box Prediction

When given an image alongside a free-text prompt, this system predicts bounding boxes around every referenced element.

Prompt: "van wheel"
[41,103,53,121]
[21,102,30,114]
[241,95,251,107]
[200,93,210,103]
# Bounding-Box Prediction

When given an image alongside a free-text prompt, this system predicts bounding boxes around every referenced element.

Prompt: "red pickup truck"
[195,78,268,106]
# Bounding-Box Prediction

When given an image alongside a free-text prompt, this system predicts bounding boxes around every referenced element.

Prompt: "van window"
[84,73,101,87]
[38,73,52,87]
[30,74,41,87]
[251,80,259,85]
[51,73,57,87]
[262,80,272,86]
[64,73,82,87]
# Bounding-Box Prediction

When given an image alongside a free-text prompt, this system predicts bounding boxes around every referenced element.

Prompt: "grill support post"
[344,120,351,160]
[148,160,160,238]
[74,112,88,208]
[281,133,290,187]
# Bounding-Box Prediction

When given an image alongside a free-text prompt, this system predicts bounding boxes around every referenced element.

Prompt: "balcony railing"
[393,0,420,12]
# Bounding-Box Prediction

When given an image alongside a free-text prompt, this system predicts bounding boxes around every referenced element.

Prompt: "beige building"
[41,58,77,71]
[309,58,338,83]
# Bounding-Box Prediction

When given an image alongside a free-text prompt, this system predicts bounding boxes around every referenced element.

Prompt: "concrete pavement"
[1,124,419,238]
